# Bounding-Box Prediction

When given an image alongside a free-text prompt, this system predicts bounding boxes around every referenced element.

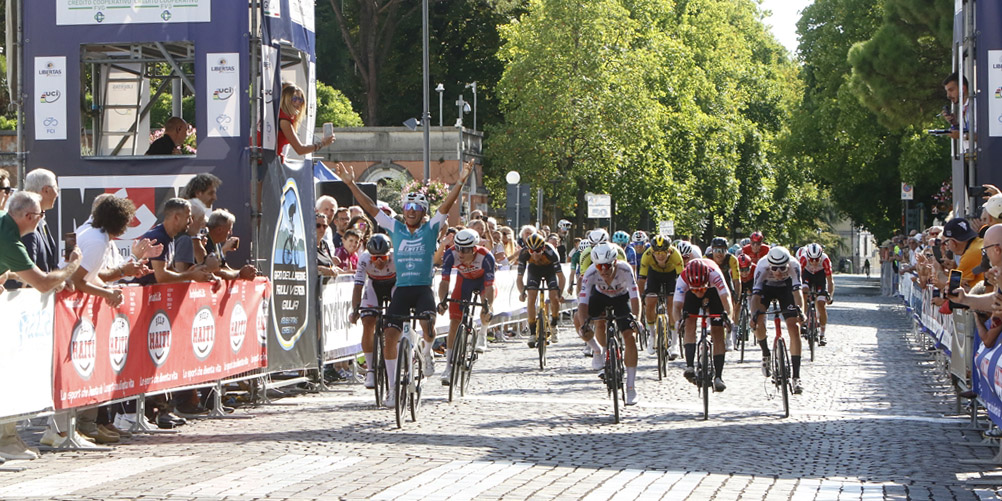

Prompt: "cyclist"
[578,229,628,291]
[751,246,806,394]
[708,237,741,350]
[742,231,770,264]
[438,228,495,385]
[675,240,702,265]
[336,161,472,407]
[556,219,572,261]
[576,242,642,405]
[799,243,835,346]
[738,253,756,297]
[638,235,684,357]
[673,259,733,392]
[349,234,397,390]
[517,232,565,348]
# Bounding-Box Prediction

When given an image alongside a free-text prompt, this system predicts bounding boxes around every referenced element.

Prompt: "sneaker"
[550,330,559,343]
[423,352,436,377]
[337,368,354,381]
[761,354,771,377]
[364,371,376,389]
[0,438,39,460]
[626,388,639,406]
[591,351,605,370]
[792,378,803,394]
[646,333,655,355]
[68,431,101,449]
[440,364,453,386]
[113,413,137,431]
[583,345,594,357]
[713,377,727,392]
[475,333,487,353]
[819,334,827,346]
[39,427,64,447]
[384,390,396,408]
[683,367,696,383]
[527,334,537,349]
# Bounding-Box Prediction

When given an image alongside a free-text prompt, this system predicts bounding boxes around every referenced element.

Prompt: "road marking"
[169,454,362,497]
[0,456,189,497]
[372,460,531,500]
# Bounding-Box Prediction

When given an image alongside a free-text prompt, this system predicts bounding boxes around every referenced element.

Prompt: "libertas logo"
[212,58,236,72]
[38,61,62,76]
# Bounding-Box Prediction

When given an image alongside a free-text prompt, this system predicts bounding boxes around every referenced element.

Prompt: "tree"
[315,81,364,127]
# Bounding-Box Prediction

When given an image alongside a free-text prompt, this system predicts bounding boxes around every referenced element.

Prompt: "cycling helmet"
[767,246,791,266]
[711,237,728,250]
[589,229,609,245]
[557,219,572,231]
[577,239,590,252]
[402,192,429,212]
[454,228,480,248]
[524,232,546,251]
[737,253,753,269]
[805,243,824,260]
[740,238,751,247]
[729,244,741,255]
[632,231,648,243]
[612,231,630,245]
[682,260,711,289]
[366,234,391,255]
[590,242,618,265]
[651,235,671,252]
[676,240,693,258]
[749,231,764,243]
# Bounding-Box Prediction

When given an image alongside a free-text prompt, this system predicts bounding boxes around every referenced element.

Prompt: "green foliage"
[376,176,409,213]
[315,81,363,127]
[149,93,196,130]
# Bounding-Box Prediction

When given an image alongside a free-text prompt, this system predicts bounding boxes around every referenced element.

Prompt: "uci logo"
[213,87,234,101]
[40,90,61,104]
[71,319,97,380]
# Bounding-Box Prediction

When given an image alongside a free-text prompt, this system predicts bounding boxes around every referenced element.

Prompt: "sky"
[758,0,815,56]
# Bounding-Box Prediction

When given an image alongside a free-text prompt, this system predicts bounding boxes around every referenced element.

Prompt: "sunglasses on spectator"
[770,265,788,272]
[402,202,425,212]
[372,254,390,262]
[596,263,614,271]
[316,223,328,229]
[292,95,305,104]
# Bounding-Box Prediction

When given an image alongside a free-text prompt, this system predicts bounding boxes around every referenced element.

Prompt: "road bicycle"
[736,290,751,363]
[802,289,830,362]
[359,300,390,407]
[443,290,487,402]
[526,285,554,370]
[683,299,728,421]
[588,307,635,424]
[653,291,674,381]
[391,310,431,428]
[761,299,793,418]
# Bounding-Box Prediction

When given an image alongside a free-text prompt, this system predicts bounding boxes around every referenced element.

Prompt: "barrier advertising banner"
[52,279,269,410]
[0,290,55,419]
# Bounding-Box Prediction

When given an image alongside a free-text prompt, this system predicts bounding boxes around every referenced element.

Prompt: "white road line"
[791,477,821,500]
[815,479,843,501]
[169,454,362,497]
[0,456,189,497]
[641,471,686,499]
[446,462,533,501]
[614,469,667,500]
[372,460,532,501]
[582,469,644,501]
[660,471,705,499]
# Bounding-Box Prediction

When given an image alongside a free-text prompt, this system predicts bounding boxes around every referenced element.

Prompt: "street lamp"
[421,0,431,182]
[506,170,521,228]
[435,83,445,127]
[455,95,471,128]
[465,81,478,131]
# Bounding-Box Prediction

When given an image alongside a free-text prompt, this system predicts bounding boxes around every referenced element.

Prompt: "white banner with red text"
[0,289,55,419]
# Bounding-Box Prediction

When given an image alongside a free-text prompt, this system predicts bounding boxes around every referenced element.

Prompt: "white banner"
[0,290,54,419]
[34,56,67,141]
[289,0,315,32]
[988,50,1002,137]
[261,45,279,150]
[56,0,211,25]
[263,0,282,18]
[206,53,240,138]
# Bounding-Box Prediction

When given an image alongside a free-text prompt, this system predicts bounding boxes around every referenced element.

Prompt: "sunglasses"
[739,267,750,273]
[459,247,475,254]
[530,248,544,253]
[809,257,821,262]
[770,265,788,272]
[372,254,389,262]
[316,223,328,229]
[291,95,304,104]
[402,202,426,212]
[596,263,614,271]
[690,286,708,293]
[712,248,727,254]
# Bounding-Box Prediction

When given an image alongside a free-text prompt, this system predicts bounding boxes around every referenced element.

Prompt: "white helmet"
[454,228,480,248]
[591,242,618,265]
[577,239,590,252]
[632,230,648,243]
[767,246,792,266]
[676,240,694,258]
[589,229,609,245]
[805,243,824,260]
[557,219,572,231]
[402,192,429,212]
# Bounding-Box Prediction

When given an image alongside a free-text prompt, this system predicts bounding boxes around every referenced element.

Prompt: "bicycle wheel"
[374,331,385,407]
[394,337,410,429]
[806,306,817,362]
[608,334,621,424]
[448,325,466,402]
[537,307,547,370]
[282,238,294,265]
[410,346,423,422]
[461,327,477,397]
[738,303,749,363]
[656,315,667,380]
[698,338,710,420]
[775,338,790,418]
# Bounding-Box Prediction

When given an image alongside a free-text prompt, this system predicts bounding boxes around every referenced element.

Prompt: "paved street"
[0,275,998,500]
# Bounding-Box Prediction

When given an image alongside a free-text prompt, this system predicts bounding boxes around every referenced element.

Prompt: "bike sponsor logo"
[148,311,171,366]
[230,302,247,353]
[191,307,215,361]
[109,314,130,374]
[71,318,97,380]
[212,58,236,73]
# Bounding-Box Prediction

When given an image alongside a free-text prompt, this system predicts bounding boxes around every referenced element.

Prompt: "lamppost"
[507,170,521,228]
[421,0,431,182]
[465,81,477,131]
[435,83,444,127]
[455,94,470,127]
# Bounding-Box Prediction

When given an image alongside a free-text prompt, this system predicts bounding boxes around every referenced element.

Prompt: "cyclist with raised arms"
[673,258,733,391]
[799,243,835,346]
[638,235,684,356]
[517,232,565,348]
[752,246,806,394]
[438,228,495,384]
[349,234,397,390]
[337,161,472,407]
[577,242,642,405]
[708,237,741,349]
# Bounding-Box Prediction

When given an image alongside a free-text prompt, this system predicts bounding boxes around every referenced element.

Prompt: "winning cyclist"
[517,232,565,348]
[673,258,733,392]
[799,243,835,346]
[336,161,472,407]
[438,228,495,385]
[752,246,806,394]
[349,234,397,390]
[708,237,741,350]
[638,235,684,357]
[577,242,642,405]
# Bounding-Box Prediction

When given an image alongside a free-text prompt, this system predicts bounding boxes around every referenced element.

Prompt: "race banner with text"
[53,278,270,410]
[0,290,55,419]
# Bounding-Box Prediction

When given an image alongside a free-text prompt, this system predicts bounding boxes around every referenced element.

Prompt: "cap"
[985,194,1002,219]
[943,217,977,242]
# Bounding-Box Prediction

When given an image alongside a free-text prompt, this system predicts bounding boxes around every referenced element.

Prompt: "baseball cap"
[984,195,1002,219]
[942,217,977,242]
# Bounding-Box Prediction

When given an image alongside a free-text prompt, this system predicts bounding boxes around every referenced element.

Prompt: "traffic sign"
[901,183,914,200]
[658,220,674,236]
[586,193,611,219]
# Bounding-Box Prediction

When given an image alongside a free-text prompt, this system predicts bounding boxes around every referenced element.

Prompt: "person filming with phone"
[929,218,983,307]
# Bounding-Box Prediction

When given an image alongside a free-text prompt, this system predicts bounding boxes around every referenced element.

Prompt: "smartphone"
[968,186,988,199]
[933,289,941,298]
[63,232,76,260]
[948,269,963,296]
[323,122,334,139]
[932,242,943,262]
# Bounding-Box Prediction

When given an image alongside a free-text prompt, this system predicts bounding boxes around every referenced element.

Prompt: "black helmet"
[711,237,728,249]
[366,234,391,255]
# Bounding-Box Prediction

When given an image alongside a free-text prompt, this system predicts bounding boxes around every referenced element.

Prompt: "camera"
[968,186,988,199]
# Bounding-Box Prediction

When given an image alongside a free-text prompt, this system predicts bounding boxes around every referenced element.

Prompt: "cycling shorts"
[682,288,726,327]
[644,270,677,299]
[526,264,560,291]
[360,279,396,317]
[586,288,634,332]
[449,276,487,320]
[756,283,799,320]
[802,271,828,294]
[386,285,437,331]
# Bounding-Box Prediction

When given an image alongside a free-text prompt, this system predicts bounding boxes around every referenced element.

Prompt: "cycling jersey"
[580,245,628,273]
[673,258,730,303]
[741,243,771,264]
[353,250,397,285]
[375,211,445,287]
[442,246,496,285]
[354,251,398,315]
[739,261,756,284]
[625,246,638,269]
[638,247,684,278]
[578,261,640,303]
[751,255,803,294]
[710,252,740,291]
[799,253,833,276]
[517,243,561,274]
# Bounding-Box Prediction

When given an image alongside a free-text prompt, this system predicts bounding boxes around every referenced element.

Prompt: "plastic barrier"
[0,289,55,420]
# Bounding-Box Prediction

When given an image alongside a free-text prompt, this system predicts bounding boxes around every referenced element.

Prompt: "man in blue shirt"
[135,198,213,285]
[337,160,473,407]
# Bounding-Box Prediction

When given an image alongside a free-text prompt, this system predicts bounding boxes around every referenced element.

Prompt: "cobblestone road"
[0,275,998,500]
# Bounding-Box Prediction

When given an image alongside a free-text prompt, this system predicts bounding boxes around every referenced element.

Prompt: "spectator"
[145,117,190,155]
[6,168,62,290]
[349,205,364,220]
[203,209,257,281]
[0,169,11,210]
[335,228,362,271]
[942,216,984,288]
[180,173,221,214]
[277,83,334,163]
[982,195,1002,228]
[0,191,79,292]
[316,195,337,251]
[942,72,969,141]
[348,214,373,247]
[955,225,1002,347]
[316,213,338,278]
[173,201,209,273]
[468,209,483,224]
[135,198,213,285]
[331,207,350,248]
